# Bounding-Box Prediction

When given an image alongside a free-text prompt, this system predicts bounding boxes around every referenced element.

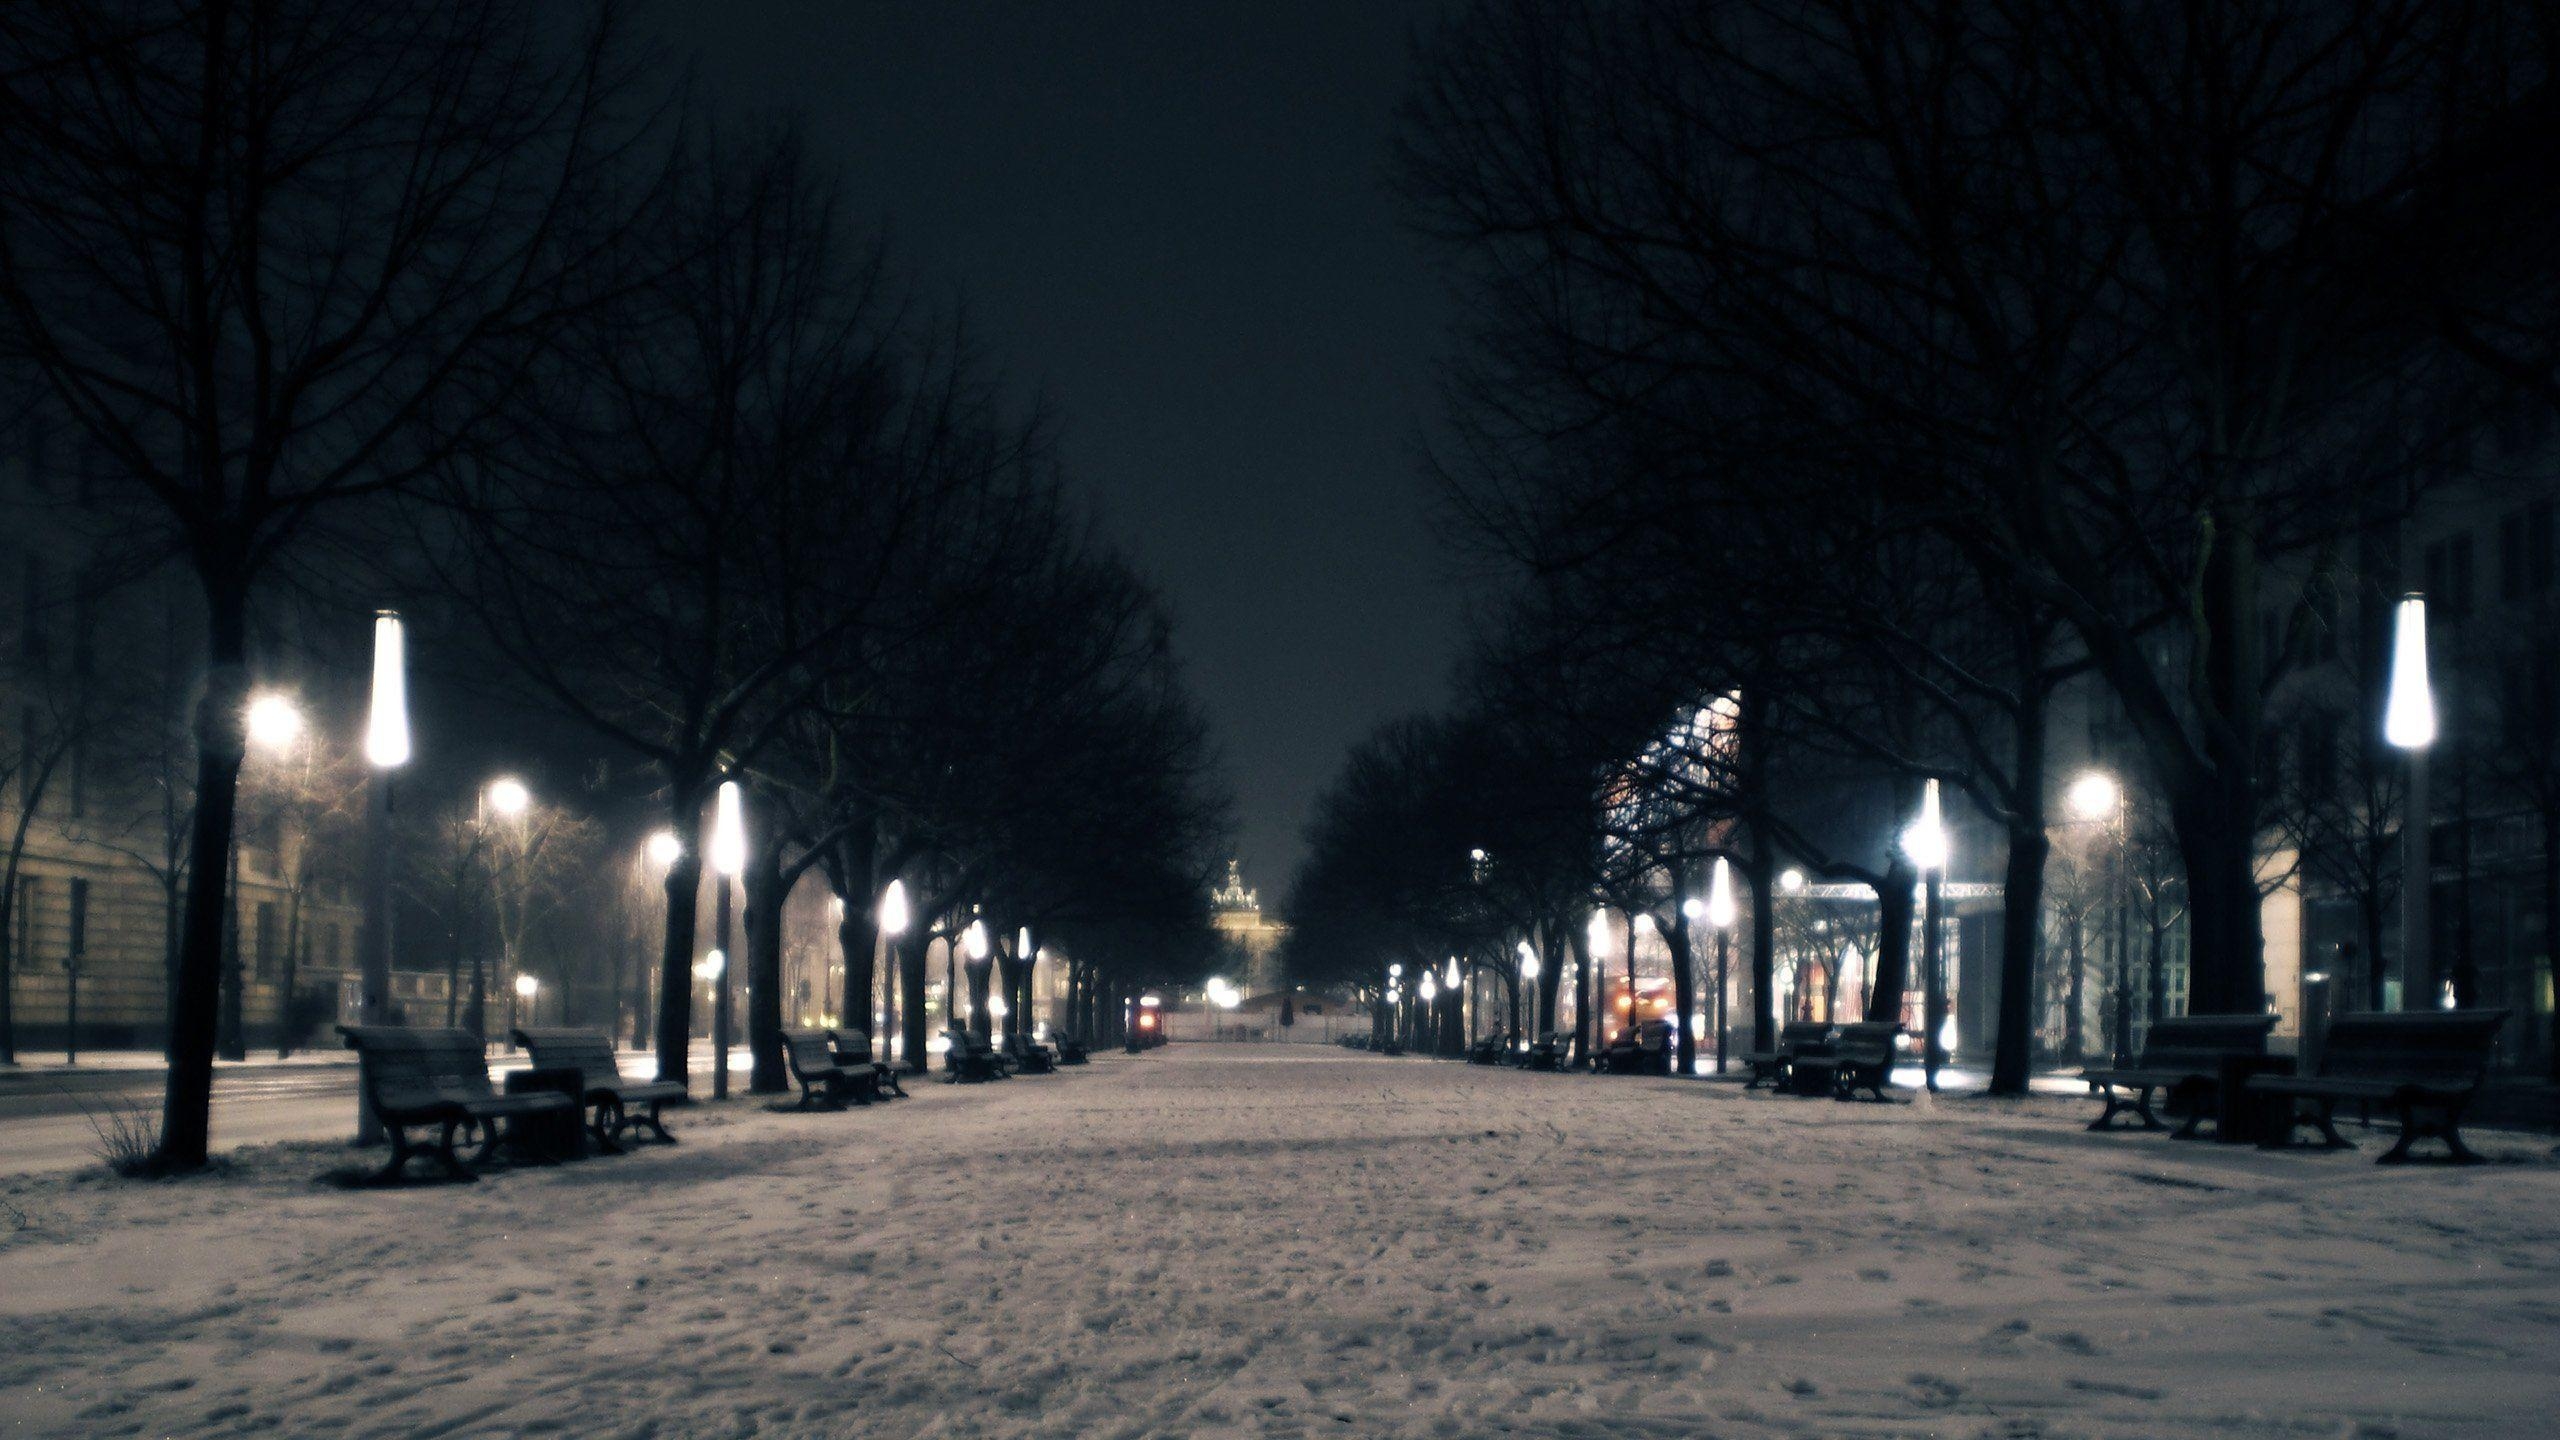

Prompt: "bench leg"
[588,1099,627,1155]
[2167,1082,2211,1140]
[2378,1100,2484,1166]
[428,1119,475,1183]
[637,1101,677,1144]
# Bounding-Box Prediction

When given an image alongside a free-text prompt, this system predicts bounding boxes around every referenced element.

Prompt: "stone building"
[1210,860,1287,997]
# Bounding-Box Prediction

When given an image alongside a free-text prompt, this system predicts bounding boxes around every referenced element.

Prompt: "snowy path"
[2,1045,2556,1438]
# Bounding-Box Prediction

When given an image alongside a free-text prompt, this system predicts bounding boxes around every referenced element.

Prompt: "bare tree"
[0,0,650,1169]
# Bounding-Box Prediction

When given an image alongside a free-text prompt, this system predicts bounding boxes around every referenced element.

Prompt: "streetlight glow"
[363,610,410,768]
[1517,940,1539,981]
[710,780,746,878]
[646,830,683,868]
[244,692,304,754]
[513,973,538,1000]
[1419,975,1438,1003]
[1681,897,1704,923]
[486,776,531,817]
[1705,856,1737,929]
[1388,962,1403,979]
[1902,778,1949,871]
[695,949,725,981]
[1586,908,1610,957]
[2383,593,2436,750]
[879,879,910,934]
[964,918,990,961]
[2067,770,2120,822]
[1778,867,1806,893]
[1444,957,1460,988]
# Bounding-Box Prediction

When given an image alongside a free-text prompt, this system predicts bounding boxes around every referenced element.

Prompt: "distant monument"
[1210,860,1288,997]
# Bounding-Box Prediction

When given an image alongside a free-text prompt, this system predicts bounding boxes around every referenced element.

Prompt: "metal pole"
[1923,870,1946,1091]
[712,875,733,1099]
[2112,809,2133,1065]
[2401,747,2430,1009]
[355,768,393,1144]
[1715,929,1730,1073]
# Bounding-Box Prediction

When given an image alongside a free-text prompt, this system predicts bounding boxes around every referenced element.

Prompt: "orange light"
[1138,1014,1157,1030]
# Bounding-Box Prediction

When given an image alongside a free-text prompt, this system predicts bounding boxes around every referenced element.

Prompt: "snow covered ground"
[2,1045,2555,1439]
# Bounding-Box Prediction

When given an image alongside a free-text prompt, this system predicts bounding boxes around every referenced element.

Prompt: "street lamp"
[355,611,409,1145]
[2384,592,2435,1010]
[486,776,531,818]
[244,692,304,754]
[2069,769,2134,1064]
[1587,907,1612,1052]
[512,972,539,1032]
[480,776,536,1049]
[708,780,746,1099]
[1778,867,1805,894]
[1705,856,1737,1074]
[1902,778,1951,1092]
[963,918,992,1041]
[646,830,683,868]
[1517,940,1540,1046]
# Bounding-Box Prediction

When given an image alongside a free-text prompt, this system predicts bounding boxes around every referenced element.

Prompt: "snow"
[2,1045,2556,1438]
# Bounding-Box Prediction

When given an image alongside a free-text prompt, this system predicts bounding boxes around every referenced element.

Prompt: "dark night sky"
[658,1,1463,893]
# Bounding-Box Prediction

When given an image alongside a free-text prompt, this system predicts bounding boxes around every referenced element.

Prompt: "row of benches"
[2082,1008,2510,1164]
[345,1022,1098,1182]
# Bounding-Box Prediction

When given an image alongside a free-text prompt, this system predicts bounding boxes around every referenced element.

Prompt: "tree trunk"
[743,829,787,1094]
[1992,827,2048,1096]
[1664,903,1697,1075]
[277,885,302,1058]
[152,597,250,1172]
[2170,782,2263,1016]
[1746,844,1777,1055]
[653,847,704,1087]
[897,929,931,1072]
[2544,806,2559,1079]
[0,902,15,1066]
[218,842,244,1061]
[2062,911,2086,1060]
[1868,857,1918,1024]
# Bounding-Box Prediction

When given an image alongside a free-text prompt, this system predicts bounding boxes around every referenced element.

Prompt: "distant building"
[1210,860,1287,997]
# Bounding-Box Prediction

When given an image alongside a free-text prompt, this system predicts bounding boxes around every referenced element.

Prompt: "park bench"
[1599,1019,1676,1075]
[1009,1034,1059,1074]
[513,1026,686,1149]
[783,1028,878,1109]
[1742,1020,1834,1091]
[1052,1032,1091,1065]
[1465,1029,1511,1065]
[1519,1032,1570,1071]
[340,1025,580,1182]
[2079,1013,2280,1136]
[942,1029,1010,1083]
[2245,1009,2510,1164]
[826,1029,908,1098]
[1792,1020,1901,1101]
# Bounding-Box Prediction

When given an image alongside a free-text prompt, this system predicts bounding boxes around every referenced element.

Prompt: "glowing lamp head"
[709,781,747,877]
[964,919,990,962]
[513,973,538,999]
[1444,958,1461,987]
[1778,867,1806,894]
[646,830,683,868]
[695,949,725,981]
[1587,908,1611,956]
[879,879,910,935]
[1018,926,1032,960]
[1418,976,1438,1003]
[1902,778,1949,872]
[363,610,410,768]
[2383,593,2436,750]
[1387,962,1403,980]
[2067,770,2120,822]
[486,776,531,818]
[1705,856,1738,929]
[244,693,304,754]
[1681,897,1705,923]
[1517,941,1539,981]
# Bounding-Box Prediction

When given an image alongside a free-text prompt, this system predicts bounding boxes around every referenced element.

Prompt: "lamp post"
[640,831,682,1049]
[1418,973,1439,1055]
[964,917,992,1042]
[878,880,909,1066]
[2068,770,2131,1064]
[356,612,409,1145]
[1903,778,1951,1092]
[512,972,539,1034]
[1704,857,1738,1073]
[708,779,746,1098]
[1443,957,1462,1053]
[483,776,533,1048]
[1518,941,1540,1048]
[1586,908,1611,1056]
[2383,593,2436,1010]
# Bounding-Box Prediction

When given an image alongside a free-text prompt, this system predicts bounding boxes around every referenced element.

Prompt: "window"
[13,876,35,969]
[255,901,278,979]
[67,877,88,968]
[323,923,342,970]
